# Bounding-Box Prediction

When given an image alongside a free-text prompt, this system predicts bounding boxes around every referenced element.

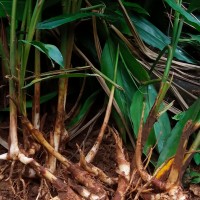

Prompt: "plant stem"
[48,0,82,173]
[184,130,200,164]
[85,45,119,163]
[18,0,29,55]
[180,128,200,178]
[149,45,169,75]
[19,0,45,115]
[166,121,193,187]
[8,0,19,159]
[32,28,41,129]
[138,0,185,163]
[171,0,182,51]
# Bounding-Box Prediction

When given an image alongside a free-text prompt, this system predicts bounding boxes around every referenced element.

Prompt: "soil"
[0,115,199,199]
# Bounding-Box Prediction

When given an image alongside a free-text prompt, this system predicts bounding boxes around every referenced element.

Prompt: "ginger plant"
[0,0,200,199]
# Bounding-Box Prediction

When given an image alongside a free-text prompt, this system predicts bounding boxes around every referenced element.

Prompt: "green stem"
[183,130,200,166]
[18,0,29,55]
[80,4,105,11]
[155,82,171,113]
[10,0,17,77]
[26,0,32,27]
[149,45,169,75]
[20,0,45,114]
[162,46,172,82]
[171,12,180,47]
[172,18,184,56]
[141,1,184,148]
[171,0,183,56]
[21,0,44,79]
[171,0,182,46]
[141,79,161,86]
[153,0,183,112]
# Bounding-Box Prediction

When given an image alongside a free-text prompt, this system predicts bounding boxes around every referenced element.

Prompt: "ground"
[0,116,200,199]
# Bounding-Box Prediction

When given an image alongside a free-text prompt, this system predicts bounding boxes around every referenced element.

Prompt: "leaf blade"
[156,97,200,168]
[20,40,64,67]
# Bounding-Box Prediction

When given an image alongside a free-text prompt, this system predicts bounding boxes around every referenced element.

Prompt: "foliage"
[0,0,200,199]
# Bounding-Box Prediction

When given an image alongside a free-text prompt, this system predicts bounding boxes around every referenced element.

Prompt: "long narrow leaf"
[115,14,196,63]
[1,92,57,111]
[165,0,200,31]
[130,85,171,154]
[67,91,99,128]
[156,97,200,168]
[20,40,64,67]
[101,36,150,140]
[37,12,108,29]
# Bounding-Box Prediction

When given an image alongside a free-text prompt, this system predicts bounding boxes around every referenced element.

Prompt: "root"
[68,163,108,199]
[78,145,117,185]
[0,109,192,200]
[35,179,52,200]
[5,161,15,181]
[112,128,130,200]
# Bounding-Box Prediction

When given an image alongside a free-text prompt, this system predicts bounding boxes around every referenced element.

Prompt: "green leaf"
[156,97,200,168]
[100,35,150,140]
[189,170,200,184]
[20,40,64,67]
[26,91,58,108]
[118,39,150,83]
[132,15,195,63]
[187,34,200,43]
[194,152,200,165]
[165,0,200,31]
[130,85,171,153]
[101,38,128,107]
[67,91,99,128]
[172,111,185,121]
[101,38,131,140]
[130,86,154,153]
[116,14,195,63]
[1,92,57,111]
[37,12,106,29]
[191,176,200,184]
